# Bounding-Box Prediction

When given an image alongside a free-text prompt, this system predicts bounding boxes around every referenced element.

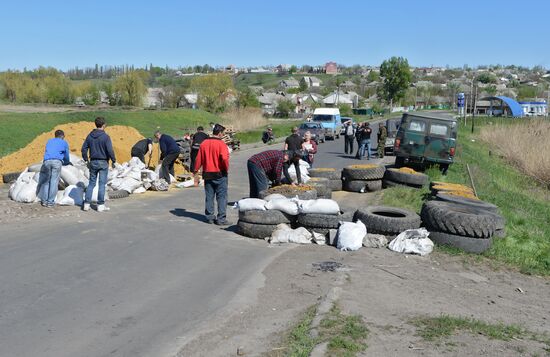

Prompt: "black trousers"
[131,148,145,164]
[161,152,179,182]
[344,135,354,154]
[190,148,199,172]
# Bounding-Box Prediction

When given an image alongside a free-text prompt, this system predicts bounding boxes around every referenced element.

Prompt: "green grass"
[411,315,549,349]
[266,303,369,357]
[381,118,550,275]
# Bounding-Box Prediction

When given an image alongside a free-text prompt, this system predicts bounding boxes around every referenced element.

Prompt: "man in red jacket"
[194,124,230,225]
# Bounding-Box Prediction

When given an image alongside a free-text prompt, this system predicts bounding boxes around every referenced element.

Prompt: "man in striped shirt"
[247,150,302,198]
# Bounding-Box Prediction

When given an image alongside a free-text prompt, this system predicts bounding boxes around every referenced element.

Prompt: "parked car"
[393,113,457,174]
[384,118,401,155]
[340,117,354,134]
[297,122,325,143]
[312,108,342,140]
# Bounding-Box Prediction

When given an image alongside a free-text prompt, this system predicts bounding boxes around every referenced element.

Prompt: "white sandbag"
[60,165,88,186]
[9,170,34,201]
[175,180,195,188]
[16,180,38,203]
[55,190,64,203]
[32,172,41,183]
[237,198,266,212]
[287,160,310,183]
[69,153,86,166]
[388,228,433,256]
[58,184,84,206]
[270,224,312,244]
[312,232,326,245]
[141,169,158,182]
[132,186,147,194]
[28,163,43,172]
[265,198,299,215]
[128,157,146,170]
[118,177,142,193]
[299,199,340,215]
[337,221,366,251]
[150,179,169,191]
[125,167,142,181]
[90,184,109,202]
[263,193,286,201]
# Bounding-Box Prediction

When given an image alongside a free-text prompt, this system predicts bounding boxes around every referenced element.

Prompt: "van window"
[313,115,334,122]
[409,120,426,132]
[429,123,448,136]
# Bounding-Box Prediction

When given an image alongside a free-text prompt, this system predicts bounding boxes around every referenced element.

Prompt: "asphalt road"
[0,130,387,357]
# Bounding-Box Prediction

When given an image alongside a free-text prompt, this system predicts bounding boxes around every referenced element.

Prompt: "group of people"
[342,120,387,160]
[38,116,116,211]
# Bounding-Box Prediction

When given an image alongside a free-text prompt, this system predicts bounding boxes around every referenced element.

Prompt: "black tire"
[109,190,130,199]
[435,193,499,213]
[259,188,317,200]
[340,210,355,222]
[430,231,493,254]
[384,168,429,187]
[237,220,278,239]
[382,179,406,189]
[309,183,332,198]
[394,156,405,168]
[343,179,366,193]
[2,172,21,184]
[365,180,382,192]
[239,209,295,225]
[342,165,385,180]
[309,168,340,180]
[421,201,497,238]
[297,213,341,229]
[354,206,421,235]
[328,179,343,191]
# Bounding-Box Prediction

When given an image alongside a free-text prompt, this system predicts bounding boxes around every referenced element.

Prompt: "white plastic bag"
[132,186,147,194]
[9,171,37,203]
[237,198,266,211]
[128,157,146,170]
[287,160,311,183]
[118,177,142,193]
[312,232,326,245]
[299,199,340,215]
[60,165,88,186]
[270,224,312,244]
[265,198,299,215]
[58,184,85,206]
[388,228,433,256]
[337,221,366,251]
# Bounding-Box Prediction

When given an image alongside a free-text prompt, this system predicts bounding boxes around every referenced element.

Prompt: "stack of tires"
[383,167,429,189]
[421,199,504,254]
[341,164,385,193]
[237,209,296,239]
[354,206,421,237]
[309,168,342,192]
[307,177,332,199]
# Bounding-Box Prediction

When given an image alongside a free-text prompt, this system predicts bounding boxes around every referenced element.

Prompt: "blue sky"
[1,0,549,70]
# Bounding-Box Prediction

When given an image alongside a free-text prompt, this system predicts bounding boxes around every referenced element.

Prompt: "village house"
[300,76,322,88]
[325,61,338,75]
[279,77,299,89]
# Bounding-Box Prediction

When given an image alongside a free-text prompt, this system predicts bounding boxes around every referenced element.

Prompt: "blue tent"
[480,96,523,117]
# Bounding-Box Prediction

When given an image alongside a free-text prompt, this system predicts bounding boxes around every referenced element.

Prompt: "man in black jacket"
[131,138,153,165]
[154,130,180,182]
[81,117,116,212]
[190,126,209,172]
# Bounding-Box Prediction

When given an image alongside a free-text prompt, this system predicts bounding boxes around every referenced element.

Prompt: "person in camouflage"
[377,122,388,158]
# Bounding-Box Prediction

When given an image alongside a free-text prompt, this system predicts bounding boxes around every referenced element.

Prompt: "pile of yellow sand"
[0,121,187,182]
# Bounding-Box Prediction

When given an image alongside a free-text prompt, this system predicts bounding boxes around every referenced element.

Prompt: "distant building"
[325,62,338,75]
[300,76,322,88]
[279,77,299,89]
[276,64,291,73]
[144,88,165,108]
[519,101,547,116]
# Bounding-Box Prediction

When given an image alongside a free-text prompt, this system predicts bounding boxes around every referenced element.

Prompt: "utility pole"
[471,84,477,133]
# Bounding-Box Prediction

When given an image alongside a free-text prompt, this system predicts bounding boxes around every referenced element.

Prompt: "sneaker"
[82,203,90,211]
[215,219,229,226]
[97,204,110,212]
[206,218,214,224]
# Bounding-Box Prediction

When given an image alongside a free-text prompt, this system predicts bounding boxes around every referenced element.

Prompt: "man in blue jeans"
[38,129,70,207]
[81,117,116,212]
[356,122,372,160]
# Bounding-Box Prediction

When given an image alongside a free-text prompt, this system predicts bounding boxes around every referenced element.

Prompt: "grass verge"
[381,118,550,276]
[265,303,368,357]
[411,315,549,350]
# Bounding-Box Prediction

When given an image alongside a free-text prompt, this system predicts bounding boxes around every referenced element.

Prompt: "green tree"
[485,85,497,97]
[447,81,461,108]
[236,87,260,108]
[289,65,298,74]
[114,70,148,106]
[338,104,352,116]
[190,73,234,113]
[476,72,497,84]
[276,99,296,117]
[379,56,412,109]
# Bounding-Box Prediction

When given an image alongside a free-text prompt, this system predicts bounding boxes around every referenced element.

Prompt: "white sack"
[141,169,158,182]
[312,232,327,245]
[132,186,147,194]
[299,199,340,215]
[337,221,366,251]
[28,163,42,172]
[287,159,310,183]
[58,184,84,206]
[265,198,299,215]
[60,165,88,186]
[270,224,312,244]
[237,198,266,212]
[150,179,169,191]
[32,172,41,183]
[128,157,146,170]
[69,153,86,166]
[90,184,109,202]
[118,177,142,194]
[176,180,195,188]
[263,193,286,201]
[9,170,35,202]
[388,228,433,256]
